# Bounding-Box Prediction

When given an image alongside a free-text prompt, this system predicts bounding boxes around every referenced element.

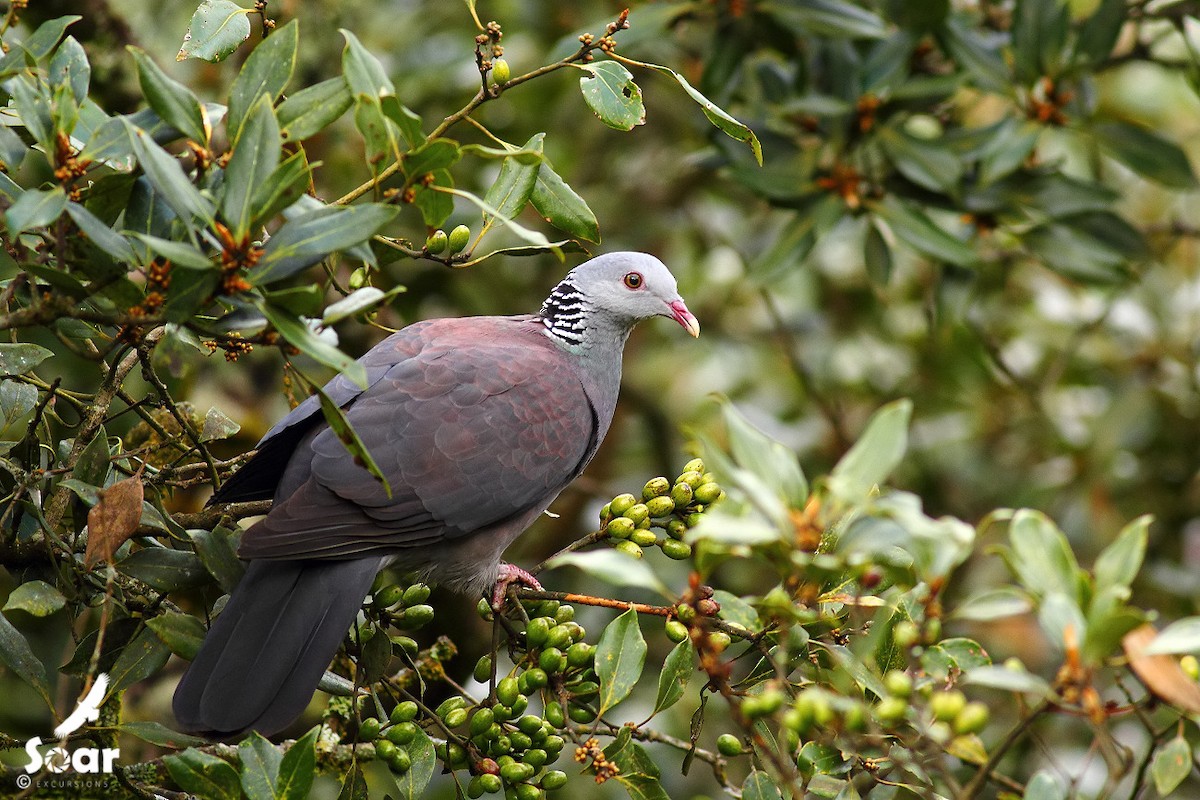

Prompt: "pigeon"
[173,251,699,737]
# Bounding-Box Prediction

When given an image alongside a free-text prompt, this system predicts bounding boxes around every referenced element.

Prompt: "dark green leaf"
[129,47,208,144]
[1011,0,1069,83]
[651,640,696,716]
[978,119,1040,185]
[278,77,353,142]
[239,732,281,800]
[275,726,317,800]
[380,95,424,148]
[1076,0,1126,66]
[441,187,551,248]
[873,196,978,266]
[639,61,763,165]
[189,525,245,594]
[117,720,207,749]
[73,427,111,488]
[107,626,172,695]
[8,76,54,152]
[313,382,390,494]
[595,607,647,714]
[0,611,51,705]
[879,126,962,191]
[603,727,667,800]
[253,204,399,284]
[0,380,37,430]
[743,772,784,800]
[117,547,211,593]
[164,748,241,800]
[864,220,892,284]
[49,35,89,104]
[392,727,436,799]
[0,125,28,171]
[412,170,455,228]
[769,0,888,39]
[531,162,600,242]
[164,268,219,323]
[259,304,367,387]
[145,611,206,659]
[66,202,137,262]
[124,120,215,225]
[402,138,461,181]
[130,233,213,270]
[178,0,253,63]
[483,133,543,223]
[227,19,298,141]
[353,95,398,172]
[1152,736,1192,796]
[6,187,67,235]
[221,94,282,238]
[340,29,395,98]
[4,580,66,617]
[939,16,1009,93]
[335,764,368,800]
[249,149,311,228]
[0,343,54,375]
[578,61,645,131]
[323,285,406,326]
[18,16,81,62]
[1092,121,1198,189]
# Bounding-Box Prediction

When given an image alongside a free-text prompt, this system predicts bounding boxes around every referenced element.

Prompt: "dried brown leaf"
[85,470,145,568]
[1122,624,1200,713]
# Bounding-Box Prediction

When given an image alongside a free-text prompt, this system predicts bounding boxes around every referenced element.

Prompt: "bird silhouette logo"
[53,673,108,739]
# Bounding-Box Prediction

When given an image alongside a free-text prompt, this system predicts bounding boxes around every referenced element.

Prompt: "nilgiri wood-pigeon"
[172,252,699,737]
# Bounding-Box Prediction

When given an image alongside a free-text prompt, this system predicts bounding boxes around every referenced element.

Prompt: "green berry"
[883,670,913,698]
[631,529,658,547]
[606,517,635,540]
[666,519,688,540]
[390,701,418,724]
[514,783,542,800]
[525,616,552,647]
[444,707,468,728]
[477,598,494,619]
[645,495,676,517]
[708,631,731,652]
[374,585,404,608]
[541,770,568,790]
[474,655,493,683]
[387,721,418,745]
[930,690,967,722]
[571,680,599,699]
[437,696,466,717]
[642,477,670,500]
[391,635,418,657]
[500,762,535,783]
[470,707,496,737]
[403,583,431,606]
[661,539,692,560]
[609,493,637,516]
[685,512,704,527]
[1183,655,1200,680]
[400,604,434,628]
[517,714,544,735]
[497,677,520,707]
[388,747,411,773]
[893,620,919,648]
[538,647,565,673]
[670,482,694,507]
[375,739,398,761]
[566,642,594,668]
[554,605,575,623]
[676,470,703,489]
[543,735,565,755]
[348,266,369,290]
[842,703,867,732]
[448,224,471,254]
[491,58,511,84]
[694,482,722,504]
[546,624,572,650]
[622,503,650,526]
[492,704,513,722]
[953,701,990,735]
[743,689,784,718]
[426,229,449,254]
[928,721,953,744]
[358,717,381,741]
[510,731,533,752]
[874,696,908,725]
[598,502,611,522]
[615,540,643,558]
[467,775,487,798]
[522,667,550,690]
[544,702,565,728]
[479,773,503,793]
[568,705,596,723]
[665,619,689,643]
[683,458,705,474]
[716,733,743,757]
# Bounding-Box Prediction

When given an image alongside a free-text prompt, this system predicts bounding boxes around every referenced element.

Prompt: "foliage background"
[4,0,1200,798]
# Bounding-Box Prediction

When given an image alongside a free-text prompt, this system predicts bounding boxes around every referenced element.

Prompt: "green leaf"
[177,0,253,63]
[258,304,367,388]
[129,233,213,270]
[227,18,298,141]
[322,286,406,326]
[108,626,173,695]
[962,664,1054,697]
[49,35,90,104]
[221,93,282,238]
[8,76,54,153]
[237,732,281,800]
[335,764,367,800]
[392,727,436,799]
[381,95,424,148]
[312,382,390,496]
[720,399,808,506]
[603,726,667,800]
[117,721,207,749]
[164,267,220,323]
[1152,736,1192,797]
[1094,514,1149,594]
[189,525,245,594]
[743,771,784,800]
[939,16,1010,93]
[275,726,317,800]
[482,133,544,223]
[402,138,461,181]
[595,607,647,715]
[253,204,399,285]
[0,610,51,705]
[1141,617,1200,656]
[117,547,211,593]
[129,47,207,144]
[277,77,353,142]
[978,119,1040,185]
[651,640,696,716]
[1007,509,1081,601]
[1075,0,1126,65]
[66,202,137,262]
[249,149,311,228]
[531,161,600,242]
[340,29,395,98]
[828,398,912,502]
[454,239,587,266]
[6,186,67,235]
[873,196,978,266]
[73,427,111,488]
[17,16,82,62]
[164,748,241,800]
[543,549,669,595]
[200,407,241,442]
[145,611,206,659]
[0,380,37,431]
[1011,0,1069,83]
[4,580,66,616]
[0,125,28,172]
[768,0,888,39]
[124,120,215,225]
[952,586,1033,621]
[0,343,54,375]
[1024,771,1065,800]
[578,61,645,131]
[637,61,763,165]
[438,187,551,248]
[1093,121,1198,189]
[878,126,963,192]
[863,220,892,284]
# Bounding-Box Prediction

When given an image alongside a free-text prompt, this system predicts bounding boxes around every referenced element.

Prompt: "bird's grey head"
[539,252,700,348]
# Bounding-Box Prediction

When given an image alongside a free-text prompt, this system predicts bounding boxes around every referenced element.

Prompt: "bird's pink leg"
[491,563,543,610]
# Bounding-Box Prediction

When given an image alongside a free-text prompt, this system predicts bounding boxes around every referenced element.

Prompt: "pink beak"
[668,299,700,338]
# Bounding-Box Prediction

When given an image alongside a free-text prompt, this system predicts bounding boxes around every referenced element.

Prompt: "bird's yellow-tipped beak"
[669,300,700,338]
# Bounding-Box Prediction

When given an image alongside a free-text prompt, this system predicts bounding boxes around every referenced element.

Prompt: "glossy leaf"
[145,611,206,659]
[769,0,888,39]
[578,61,645,131]
[3,580,66,617]
[253,204,399,285]
[1093,515,1149,594]
[124,121,215,225]
[638,60,763,165]
[278,77,352,142]
[164,748,241,800]
[595,607,647,714]
[322,285,406,326]
[118,721,207,749]
[130,233,213,270]
[258,304,367,388]
[743,772,784,800]
[341,29,395,98]
[482,133,544,223]
[1007,509,1081,601]
[177,0,253,63]
[0,611,51,705]
[6,187,67,235]
[108,626,172,695]
[189,525,245,594]
[1093,121,1198,189]
[66,202,137,262]
[0,343,53,375]
[873,196,978,266]
[117,547,210,593]
[221,94,282,238]
[227,19,298,141]
[531,161,600,242]
[237,732,281,800]
[0,380,37,430]
[129,47,208,144]
[275,726,317,800]
[651,640,696,716]
[49,35,89,104]
[879,126,962,191]
[248,149,311,229]
[392,727,436,799]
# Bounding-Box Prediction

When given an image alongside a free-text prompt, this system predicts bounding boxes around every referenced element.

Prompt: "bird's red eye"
[623,272,643,289]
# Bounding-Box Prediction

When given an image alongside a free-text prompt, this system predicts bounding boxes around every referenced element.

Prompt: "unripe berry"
[716,733,743,756]
[525,616,552,647]
[566,642,594,668]
[448,224,471,254]
[883,670,913,698]
[683,458,705,474]
[470,707,495,737]
[541,770,568,790]
[694,482,722,504]
[874,696,908,725]
[388,721,418,745]
[496,677,520,707]
[670,482,694,507]
[953,701,990,735]
[491,58,511,84]
[646,495,676,517]
[539,647,565,674]
[893,620,919,648]
[348,266,369,290]
[444,707,468,728]
[388,747,411,773]
[514,782,541,800]
[401,604,435,628]
[568,705,596,723]
[358,717,382,741]
[642,477,670,499]
[631,529,658,547]
[467,775,487,798]
[666,519,688,540]
[392,635,418,657]
[544,702,565,728]
[708,631,731,652]
[609,493,637,516]
[622,503,650,526]
[661,539,692,560]
[930,690,967,722]
[676,470,703,488]
[665,619,689,643]
[474,655,493,683]
[615,540,643,558]
[390,701,418,724]
[554,605,575,623]
[403,583,431,606]
[426,229,448,254]
[546,624,572,650]
[374,585,404,608]
[479,773,503,793]
[606,517,635,540]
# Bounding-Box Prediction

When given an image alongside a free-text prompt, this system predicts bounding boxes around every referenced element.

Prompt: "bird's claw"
[491,563,543,611]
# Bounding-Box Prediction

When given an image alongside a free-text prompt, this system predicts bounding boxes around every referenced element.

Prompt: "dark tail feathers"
[173,557,384,738]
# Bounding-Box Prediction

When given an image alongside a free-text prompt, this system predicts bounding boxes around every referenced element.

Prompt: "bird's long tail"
[173,557,385,738]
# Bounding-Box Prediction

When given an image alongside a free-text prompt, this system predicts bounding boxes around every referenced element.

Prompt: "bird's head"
[542,252,700,342]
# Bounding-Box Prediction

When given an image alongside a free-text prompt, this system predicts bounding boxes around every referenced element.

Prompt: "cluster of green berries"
[454,598,595,796]
[354,582,435,665]
[355,699,425,775]
[873,672,988,740]
[426,224,472,257]
[599,458,724,560]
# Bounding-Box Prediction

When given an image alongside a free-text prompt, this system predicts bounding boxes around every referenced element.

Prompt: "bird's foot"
[491,563,543,610]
